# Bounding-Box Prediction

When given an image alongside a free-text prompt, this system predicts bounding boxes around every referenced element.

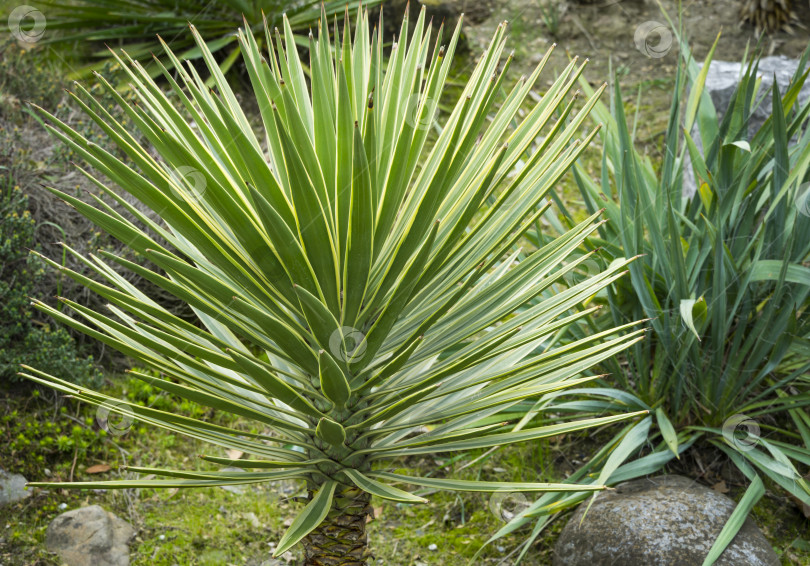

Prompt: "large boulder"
[684,56,810,197]
[553,475,778,566]
[45,505,136,566]
[0,469,31,506]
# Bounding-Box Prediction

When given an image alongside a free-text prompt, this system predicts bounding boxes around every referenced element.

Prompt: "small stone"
[45,505,136,566]
[0,469,31,506]
[428,543,438,551]
[244,512,261,528]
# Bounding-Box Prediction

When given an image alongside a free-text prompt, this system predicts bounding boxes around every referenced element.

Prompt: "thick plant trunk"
[739,0,796,32]
[302,485,372,566]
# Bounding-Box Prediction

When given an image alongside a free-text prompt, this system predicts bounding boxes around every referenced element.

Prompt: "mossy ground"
[1,376,556,565]
[3,377,809,565]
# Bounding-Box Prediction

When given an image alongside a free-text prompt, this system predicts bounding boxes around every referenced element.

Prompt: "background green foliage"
[0,171,102,388]
[38,0,382,80]
[1,392,106,479]
[0,38,62,117]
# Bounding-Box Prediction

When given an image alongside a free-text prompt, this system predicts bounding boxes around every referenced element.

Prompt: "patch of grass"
[371,498,505,564]
[5,378,806,565]
[0,394,108,479]
[129,485,290,565]
[538,2,560,37]
[1,372,293,565]
[3,369,563,565]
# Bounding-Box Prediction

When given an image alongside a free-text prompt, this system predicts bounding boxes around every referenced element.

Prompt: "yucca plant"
[37,0,380,79]
[513,29,810,562]
[576,34,810,471]
[20,7,649,563]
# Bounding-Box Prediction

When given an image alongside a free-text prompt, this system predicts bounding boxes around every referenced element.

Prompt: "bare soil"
[468,0,810,84]
[459,0,810,142]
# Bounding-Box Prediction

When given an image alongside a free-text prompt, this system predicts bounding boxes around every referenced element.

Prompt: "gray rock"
[553,475,778,566]
[684,56,810,198]
[701,56,810,135]
[0,469,31,506]
[45,505,136,566]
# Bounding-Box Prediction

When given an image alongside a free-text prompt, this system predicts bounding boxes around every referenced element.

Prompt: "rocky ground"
[463,0,810,194]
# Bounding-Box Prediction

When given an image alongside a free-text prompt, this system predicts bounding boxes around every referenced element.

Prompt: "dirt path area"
[468,0,810,81]
[459,0,810,145]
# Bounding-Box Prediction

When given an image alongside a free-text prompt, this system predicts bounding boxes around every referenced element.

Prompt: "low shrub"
[0,171,102,389]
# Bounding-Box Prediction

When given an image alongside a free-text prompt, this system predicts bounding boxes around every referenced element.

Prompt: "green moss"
[749,485,810,566]
[129,486,289,565]
[5,384,805,566]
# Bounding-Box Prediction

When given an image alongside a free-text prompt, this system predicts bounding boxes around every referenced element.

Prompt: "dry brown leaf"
[712,480,729,494]
[85,464,111,474]
[226,449,244,460]
[366,506,384,523]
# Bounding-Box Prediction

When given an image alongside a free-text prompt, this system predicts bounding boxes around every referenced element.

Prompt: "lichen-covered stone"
[45,505,136,566]
[0,469,31,506]
[683,56,810,198]
[553,475,778,566]
[700,56,810,136]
